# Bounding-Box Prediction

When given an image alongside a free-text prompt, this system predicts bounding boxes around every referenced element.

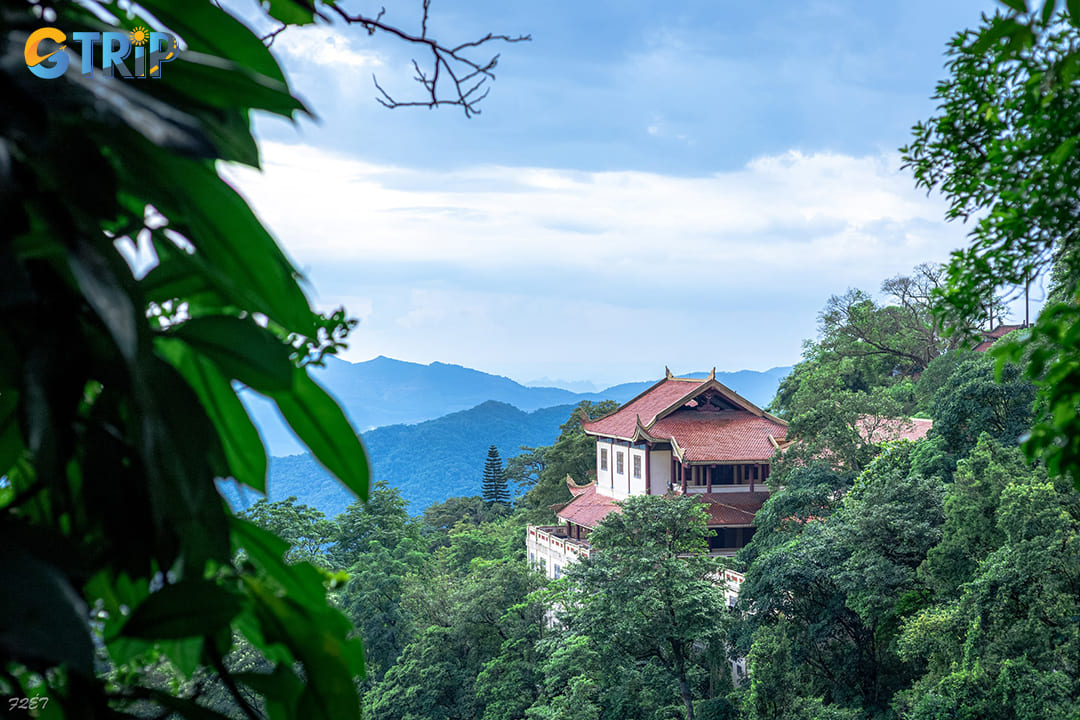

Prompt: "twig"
[261,23,288,47]
[328,1,529,117]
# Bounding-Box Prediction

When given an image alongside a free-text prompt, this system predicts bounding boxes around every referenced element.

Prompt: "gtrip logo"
[24,26,180,79]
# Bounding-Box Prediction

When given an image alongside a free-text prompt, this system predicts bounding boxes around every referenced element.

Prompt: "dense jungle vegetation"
[222,259,1078,720]
[3,0,1080,718]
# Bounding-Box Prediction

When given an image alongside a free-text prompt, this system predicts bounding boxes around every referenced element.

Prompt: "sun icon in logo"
[129,26,150,46]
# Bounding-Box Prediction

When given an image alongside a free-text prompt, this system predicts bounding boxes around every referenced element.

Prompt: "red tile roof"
[855,416,933,444]
[582,372,788,464]
[567,475,591,498]
[556,484,620,528]
[556,485,770,529]
[650,412,787,463]
[697,492,770,525]
[582,377,702,439]
[974,323,1027,352]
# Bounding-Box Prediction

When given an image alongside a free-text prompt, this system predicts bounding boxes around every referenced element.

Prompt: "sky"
[222,0,1003,389]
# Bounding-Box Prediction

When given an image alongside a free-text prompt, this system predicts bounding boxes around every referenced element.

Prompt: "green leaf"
[271,367,370,502]
[1042,0,1058,25]
[163,52,307,119]
[139,358,232,570]
[118,580,243,640]
[67,238,142,365]
[160,636,206,678]
[170,316,295,393]
[69,73,217,159]
[999,0,1028,12]
[155,336,268,492]
[138,0,289,84]
[265,0,319,27]
[244,576,364,720]
[1069,0,1080,25]
[235,666,304,720]
[0,550,94,676]
[970,17,1026,54]
[231,517,328,605]
[189,105,262,168]
[141,231,232,309]
[109,146,317,335]
[1050,137,1079,167]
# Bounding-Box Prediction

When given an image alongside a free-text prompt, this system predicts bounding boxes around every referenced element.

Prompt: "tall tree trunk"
[672,642,695,720]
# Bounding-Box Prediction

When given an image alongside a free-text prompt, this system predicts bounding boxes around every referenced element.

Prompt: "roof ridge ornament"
[665,365,673,379]
[709,367,716,380]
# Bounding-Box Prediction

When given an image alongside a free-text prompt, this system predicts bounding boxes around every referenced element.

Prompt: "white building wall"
[649,448,671,495]
[628,447,647,495]
[610,444,629,499]
[595,441,612,496]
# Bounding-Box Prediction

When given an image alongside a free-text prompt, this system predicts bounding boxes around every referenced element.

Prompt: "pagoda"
[527,368,787,581]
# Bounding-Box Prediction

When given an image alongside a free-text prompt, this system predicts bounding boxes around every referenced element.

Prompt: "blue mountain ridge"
[226,359,791,517]
[243,356,791,457]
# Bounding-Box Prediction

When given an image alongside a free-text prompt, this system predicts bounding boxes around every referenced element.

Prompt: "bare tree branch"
[315,0,530,117]
[261,23,288,47]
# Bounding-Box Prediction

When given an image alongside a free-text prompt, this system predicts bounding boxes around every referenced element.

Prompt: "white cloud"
[272,26,383,70]
[225,142,960,283]
[221,143,969,384]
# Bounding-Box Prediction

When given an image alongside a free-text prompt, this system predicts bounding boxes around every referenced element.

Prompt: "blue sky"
[224,0,1001,389]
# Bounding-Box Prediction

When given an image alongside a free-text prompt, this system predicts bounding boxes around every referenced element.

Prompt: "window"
[554,564,562,579]
[600,448,608,471]
[616,451,624,475]
[528,552,535,564]
[632,455,642,479]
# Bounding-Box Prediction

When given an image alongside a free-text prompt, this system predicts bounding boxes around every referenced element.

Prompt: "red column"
[707,465,712,493]
[681,462,687,494]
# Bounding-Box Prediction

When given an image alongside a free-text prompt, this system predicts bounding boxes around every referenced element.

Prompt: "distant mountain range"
[223,401,576,516]
[228,358,791,517]
[243,356,791,457]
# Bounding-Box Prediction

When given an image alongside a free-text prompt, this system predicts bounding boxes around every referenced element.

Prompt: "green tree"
[513,400,619,522]
[815,264,966,381]
[740,442,945,716]
[902,3,1080,489]
[421,495,505,551]
[333,482,426,681]
[770,267,969,476]
[473,590,549,720]
[481,444,510,505]
[736,462,847,566]
[364,557,543,720]
[554,494,731,720]
[0,0,523,716]
[898,469,1080,719]
[927,351,1037,460]
[919,434,1042,597]
[238,496,337,568]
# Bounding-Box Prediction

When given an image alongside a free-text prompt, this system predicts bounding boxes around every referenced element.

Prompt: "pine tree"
[482,445,510,504]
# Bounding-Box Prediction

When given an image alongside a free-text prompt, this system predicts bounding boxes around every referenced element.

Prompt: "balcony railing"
[528,525,591,560]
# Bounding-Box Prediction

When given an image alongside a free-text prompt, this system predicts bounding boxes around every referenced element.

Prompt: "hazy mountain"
[226,361,792,516]
[223,401,577,517]
[243,356,791,456]
[523,377,601,393]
